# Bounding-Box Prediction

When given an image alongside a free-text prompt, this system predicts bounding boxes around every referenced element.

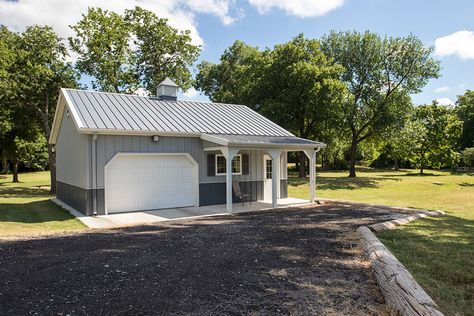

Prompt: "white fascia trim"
[226,141,327,149]
[49,89,85,144]
[62,88,85,129]
[200,133,229,145]
[79,128,202,137]
[48,95,64,144]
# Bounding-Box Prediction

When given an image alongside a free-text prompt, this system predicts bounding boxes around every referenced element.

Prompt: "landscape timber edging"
[356,207,445,316]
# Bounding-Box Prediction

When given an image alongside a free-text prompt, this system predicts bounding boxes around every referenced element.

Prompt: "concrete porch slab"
[57,198,311,229]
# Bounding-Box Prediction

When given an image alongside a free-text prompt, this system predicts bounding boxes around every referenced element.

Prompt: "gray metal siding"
[56,110,89,188]
[65,89,293,136]
[199,181,263,206]
[201,150,265,183]
[56,181,90,215]
[95,136,272,188]
[95,135,203,188]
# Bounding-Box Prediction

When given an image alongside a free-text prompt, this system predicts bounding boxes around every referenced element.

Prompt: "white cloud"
[0,0,240,47]
[435,30,474,60]
[434,86,450,93]
[185,0,236,25]
[435,97,455,106]
[180,87,200,99]
[247,0,344,17]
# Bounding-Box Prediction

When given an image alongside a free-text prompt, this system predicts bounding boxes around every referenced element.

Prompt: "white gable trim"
[49,89,84,144]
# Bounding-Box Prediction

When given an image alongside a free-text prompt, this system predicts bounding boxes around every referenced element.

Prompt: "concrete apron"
[53,198,311,229]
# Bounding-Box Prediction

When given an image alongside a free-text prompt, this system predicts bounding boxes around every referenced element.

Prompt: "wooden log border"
[357,208,445,316]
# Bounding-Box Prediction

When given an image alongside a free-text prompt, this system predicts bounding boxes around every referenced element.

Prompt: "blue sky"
[1,0,473,105]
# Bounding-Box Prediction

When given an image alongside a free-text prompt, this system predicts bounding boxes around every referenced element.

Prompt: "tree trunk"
[298,151,306,178]
[12,158,19,183]
[1,155,8,174]
[48,144,56,195]
[419,153,425,175]
[394,157,399,171]
[349,138,357,178]
[35,101,56,194]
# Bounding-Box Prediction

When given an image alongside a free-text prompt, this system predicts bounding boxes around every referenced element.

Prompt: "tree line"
[1,6,473,193]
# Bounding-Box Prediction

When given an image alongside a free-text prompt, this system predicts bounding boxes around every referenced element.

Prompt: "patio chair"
[232,180,251,206]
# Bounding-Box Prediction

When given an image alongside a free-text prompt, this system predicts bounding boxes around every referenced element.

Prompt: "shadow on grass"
[382,172,442,177]
[289,176,399,190]
[0,186,49,199]
[0,199,75,224]
[459,182,474,187]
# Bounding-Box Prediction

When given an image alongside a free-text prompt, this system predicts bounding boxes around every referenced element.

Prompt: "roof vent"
[156,77,178,101]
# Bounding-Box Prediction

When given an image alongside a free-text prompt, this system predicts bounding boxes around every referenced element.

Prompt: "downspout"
[92,133,98,215]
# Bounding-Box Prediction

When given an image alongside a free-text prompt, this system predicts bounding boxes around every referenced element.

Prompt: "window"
[216,154,242,175]
[266,159,272,179]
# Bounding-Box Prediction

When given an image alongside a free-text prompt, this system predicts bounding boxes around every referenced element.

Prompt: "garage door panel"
[105,155,197,213]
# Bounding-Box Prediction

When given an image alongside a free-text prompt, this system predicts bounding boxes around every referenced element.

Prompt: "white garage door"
[105,154,197,214]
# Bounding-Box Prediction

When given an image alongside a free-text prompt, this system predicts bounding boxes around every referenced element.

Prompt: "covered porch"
[201,134,326,213]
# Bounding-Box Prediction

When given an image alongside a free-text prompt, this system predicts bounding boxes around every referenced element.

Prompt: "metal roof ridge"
[62,88,250,108]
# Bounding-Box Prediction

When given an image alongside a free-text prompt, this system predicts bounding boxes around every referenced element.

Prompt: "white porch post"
[268,149,283,208]
[304,149,316,202]
[221,147,239,213]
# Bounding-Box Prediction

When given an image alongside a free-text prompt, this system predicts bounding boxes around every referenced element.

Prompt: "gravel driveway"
[0,203,406,315]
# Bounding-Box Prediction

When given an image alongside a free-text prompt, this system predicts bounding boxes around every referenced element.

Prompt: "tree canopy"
[456,90,474,149]
[410,102,463,174]
[69,7,200,94]
[0,25,79,186]
[321,31,440,177]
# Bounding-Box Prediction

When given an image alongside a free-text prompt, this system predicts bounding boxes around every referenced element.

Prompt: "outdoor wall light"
[152,135,160,142]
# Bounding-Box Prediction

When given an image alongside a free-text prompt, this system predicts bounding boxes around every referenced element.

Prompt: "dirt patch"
[0,203,410,315]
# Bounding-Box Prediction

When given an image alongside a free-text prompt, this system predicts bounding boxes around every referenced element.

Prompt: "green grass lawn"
[289,168,474,316]
[0,172,85,237]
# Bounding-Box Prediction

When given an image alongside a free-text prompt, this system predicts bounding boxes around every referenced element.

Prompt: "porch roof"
[201,134,326,149]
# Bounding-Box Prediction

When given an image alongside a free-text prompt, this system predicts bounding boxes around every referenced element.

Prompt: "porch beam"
[304,149,316,202]
[220,147,240,213]
[268,149,283,208]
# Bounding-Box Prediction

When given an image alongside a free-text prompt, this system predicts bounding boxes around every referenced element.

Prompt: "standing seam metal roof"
[63,89,294,137]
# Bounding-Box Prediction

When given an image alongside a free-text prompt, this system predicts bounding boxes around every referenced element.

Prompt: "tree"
[321,31,440,177]
[195,35,346,177]
[410,103,463,174]
[1,25,79,187]
[14,132,49,171]
[0,26,25,181]
[257,35,346,176]
[461,147,474,167]
[195,40,263,106]
[125,7,200,93]
[381,105,417,170]
[69,6,200,94]
[69,8,136,93]
[455,90,474,149]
